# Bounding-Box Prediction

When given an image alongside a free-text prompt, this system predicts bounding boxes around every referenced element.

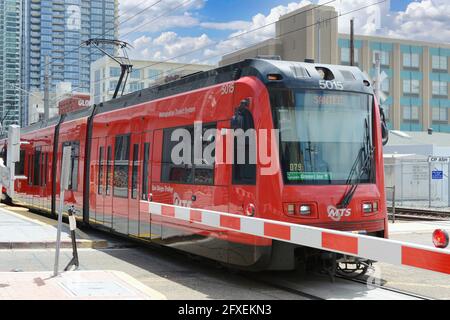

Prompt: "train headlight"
[362,202,373,213]
[287,204,295,215]
[432,229,449,249]
[299,205,311,216]
[373,201,378,212]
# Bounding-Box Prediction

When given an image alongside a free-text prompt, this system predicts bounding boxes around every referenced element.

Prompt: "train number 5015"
[319,80,344,90]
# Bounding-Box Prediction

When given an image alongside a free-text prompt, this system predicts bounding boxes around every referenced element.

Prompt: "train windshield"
[270,89,374,185]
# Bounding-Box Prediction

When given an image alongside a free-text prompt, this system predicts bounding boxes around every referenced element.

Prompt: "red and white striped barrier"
[140,201,450,275]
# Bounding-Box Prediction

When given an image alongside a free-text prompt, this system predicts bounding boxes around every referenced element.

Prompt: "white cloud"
[200,21,252,31]
[202,1,313,62]
[118,0,205,38]
[127,1,314,65]
[325,0,450,43]
[325,0,392,35]
[387,0,450,42]
[125,0,450,68]
[130,32,214,63]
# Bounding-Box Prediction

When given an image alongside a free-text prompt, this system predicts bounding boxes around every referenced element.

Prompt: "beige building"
[27,82,74,125]
[91,56,212,104]
[220,4,450,133]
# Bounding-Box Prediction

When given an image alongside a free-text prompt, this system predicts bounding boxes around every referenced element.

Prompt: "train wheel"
[336,258,371,279]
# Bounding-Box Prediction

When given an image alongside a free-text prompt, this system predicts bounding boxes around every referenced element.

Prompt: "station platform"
[0,204,166,300]
[0,270,165,300]
[0,204,107,249]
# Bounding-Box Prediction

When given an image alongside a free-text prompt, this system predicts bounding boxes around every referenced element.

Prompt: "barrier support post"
[64,205,79,271]
[53,146,72,277]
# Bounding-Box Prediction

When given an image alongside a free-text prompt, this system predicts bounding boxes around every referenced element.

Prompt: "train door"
[150,129,163,240]
[138,131,152,239]
[228,95,257,218]
[93,137,104,224]
[128,132,142,237]
[111,134,130,235]
[103,136,114,228]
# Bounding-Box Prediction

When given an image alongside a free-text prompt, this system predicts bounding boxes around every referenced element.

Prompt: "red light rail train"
[0,58,389,271]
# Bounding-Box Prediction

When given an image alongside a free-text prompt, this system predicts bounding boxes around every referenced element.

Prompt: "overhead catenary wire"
[97,0,339,85]
[99,0,387,88]
[24,0,334,99]
[16,0,175,119]
[118,0,194,39]
[28,0,389,116]
[39,0,166,74]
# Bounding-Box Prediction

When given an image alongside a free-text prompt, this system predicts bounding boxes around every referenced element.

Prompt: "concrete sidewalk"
[0,204,165,300]
[389,220,450,234]
[0,205,107,249]
[0,270,166,300]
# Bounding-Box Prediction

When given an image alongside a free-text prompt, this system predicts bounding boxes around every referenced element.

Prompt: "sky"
[117,0,450,65]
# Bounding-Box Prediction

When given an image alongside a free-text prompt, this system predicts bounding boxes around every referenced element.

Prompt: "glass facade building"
[21,0,118,126]
[0,0,22,127]
[338,38,450,133]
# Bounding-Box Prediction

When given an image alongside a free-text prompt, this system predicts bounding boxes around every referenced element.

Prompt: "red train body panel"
[1,59,388,270]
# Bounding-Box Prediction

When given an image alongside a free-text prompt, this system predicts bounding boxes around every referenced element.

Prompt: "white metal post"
[54,146,72,277]
[374,52,381,103]
[429,162,432,208]
[448,161,450,207]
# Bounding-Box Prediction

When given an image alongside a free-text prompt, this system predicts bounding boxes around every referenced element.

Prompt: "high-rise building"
[0,0,22,128]
[21,0,118,126]
[220,4,450,133]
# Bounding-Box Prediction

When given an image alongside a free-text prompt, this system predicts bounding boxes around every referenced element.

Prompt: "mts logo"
[327,205,351,222]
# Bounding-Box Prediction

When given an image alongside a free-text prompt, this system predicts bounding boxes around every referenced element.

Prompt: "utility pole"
[44,55,50,121]
[350,18,355,66]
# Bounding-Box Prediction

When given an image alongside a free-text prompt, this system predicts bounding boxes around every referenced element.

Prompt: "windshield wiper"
[337,118,374,209]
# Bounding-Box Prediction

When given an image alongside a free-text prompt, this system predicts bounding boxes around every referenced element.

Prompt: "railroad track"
[246,271,427,300]
[388,207,450,221]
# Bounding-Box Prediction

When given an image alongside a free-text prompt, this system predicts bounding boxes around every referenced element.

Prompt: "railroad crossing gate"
[140,201,450,276]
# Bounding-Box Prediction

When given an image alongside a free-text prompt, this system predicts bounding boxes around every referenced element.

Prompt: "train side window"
[62,141,80,191]
[141,142,150,200]
[71,143,80,190]
[232,109,256,185]
[98,146,104,195]
[40,153,45,186]
[15,150,25,176]
[161,127,193,184]
[131,144,139,199]
[33,148,41,186]
[105,146,112,195]
[113,134,130,198]
[161,123,216,185]
[28,155,33,185]
[0,146,6,164]
[43,153,48,186]
[194,124,216,185]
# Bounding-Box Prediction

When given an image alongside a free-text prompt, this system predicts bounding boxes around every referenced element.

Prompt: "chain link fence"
[384,156,450,209]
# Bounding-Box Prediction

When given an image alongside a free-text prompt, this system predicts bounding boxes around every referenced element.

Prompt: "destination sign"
[313,95,345,106]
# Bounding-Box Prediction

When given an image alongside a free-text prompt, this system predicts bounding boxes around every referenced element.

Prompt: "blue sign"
[432,171,443,180]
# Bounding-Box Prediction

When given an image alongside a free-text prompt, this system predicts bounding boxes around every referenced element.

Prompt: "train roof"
[20,58,374,135]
